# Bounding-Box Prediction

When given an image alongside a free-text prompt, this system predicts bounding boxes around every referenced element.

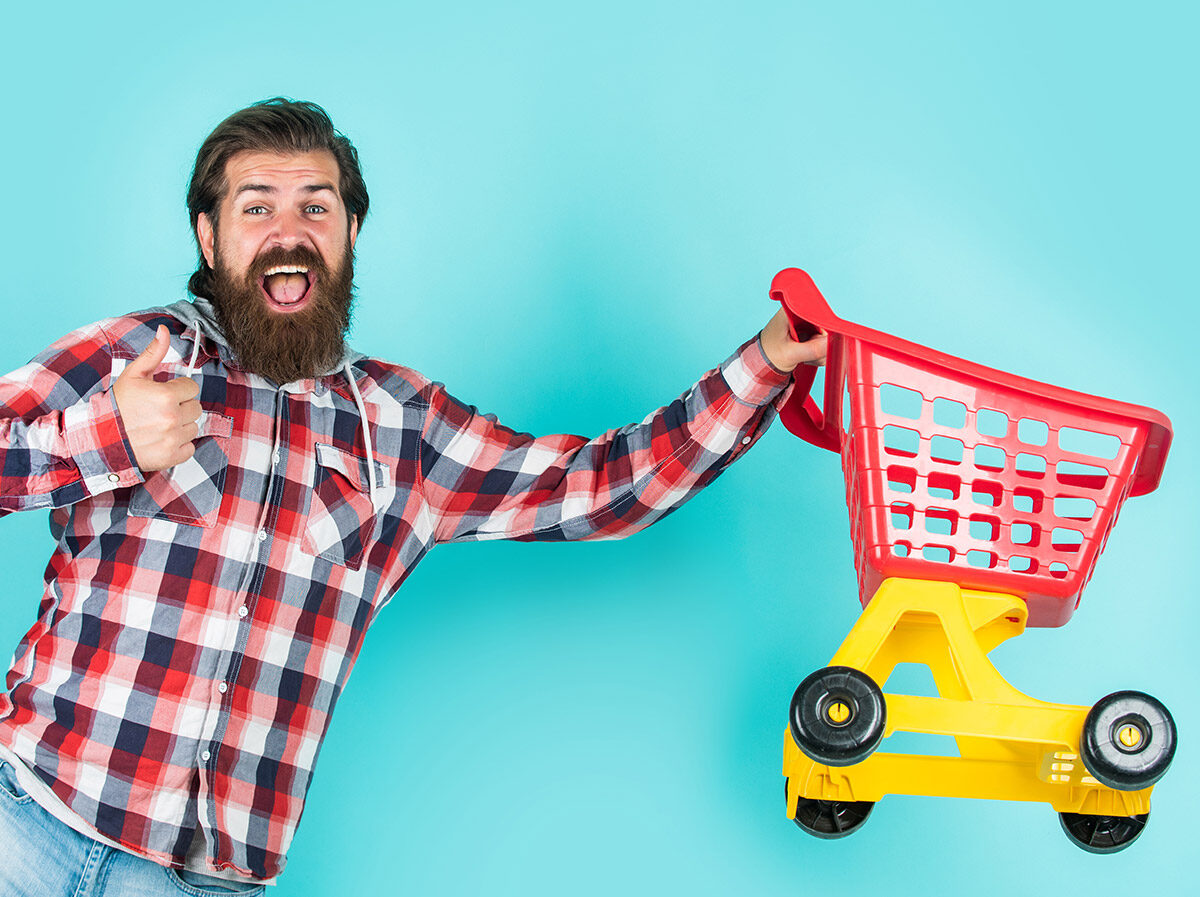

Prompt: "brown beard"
[208,242,356,384]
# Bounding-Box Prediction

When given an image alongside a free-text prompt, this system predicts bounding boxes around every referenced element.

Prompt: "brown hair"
[186,98,369,298]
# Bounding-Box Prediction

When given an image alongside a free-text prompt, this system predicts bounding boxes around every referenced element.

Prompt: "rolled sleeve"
[720,334,794,408]
[62,389,142,491]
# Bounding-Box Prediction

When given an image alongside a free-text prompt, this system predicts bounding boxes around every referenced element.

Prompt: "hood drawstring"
[343,361,380,512]
[185,326,203,378]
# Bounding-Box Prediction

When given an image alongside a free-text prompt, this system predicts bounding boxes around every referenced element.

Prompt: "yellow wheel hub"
[1118,724,1143,750]
[827,701,851,725]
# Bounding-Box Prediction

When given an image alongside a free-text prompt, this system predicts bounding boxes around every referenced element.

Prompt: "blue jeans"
[0,759,265,896]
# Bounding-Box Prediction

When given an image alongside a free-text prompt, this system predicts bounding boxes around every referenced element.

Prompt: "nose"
[268,208,311,251]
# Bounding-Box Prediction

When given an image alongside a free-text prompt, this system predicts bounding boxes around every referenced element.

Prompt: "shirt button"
[741,436,752,445]
[273,450,281,465]
[237,606,249,618]
[257,529,268,542]
[217,682,228,694]
[201,750,211,761]
[107,473,121,484]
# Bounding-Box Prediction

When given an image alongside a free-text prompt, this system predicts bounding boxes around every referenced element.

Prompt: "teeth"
[263,265,309,276]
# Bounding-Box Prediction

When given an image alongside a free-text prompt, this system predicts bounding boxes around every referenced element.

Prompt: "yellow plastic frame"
[783,578,1153,818]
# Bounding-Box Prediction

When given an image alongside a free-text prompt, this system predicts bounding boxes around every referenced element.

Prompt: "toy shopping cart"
[773,268,1177,853]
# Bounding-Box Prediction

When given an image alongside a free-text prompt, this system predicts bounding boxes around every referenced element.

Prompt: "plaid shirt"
[0,299,792,880]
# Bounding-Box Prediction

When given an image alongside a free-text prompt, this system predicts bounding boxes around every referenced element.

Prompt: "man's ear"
[197,213,216,268]
[349,215,359,250]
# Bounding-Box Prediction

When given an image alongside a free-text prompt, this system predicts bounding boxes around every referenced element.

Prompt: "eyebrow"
[233,183,338,198]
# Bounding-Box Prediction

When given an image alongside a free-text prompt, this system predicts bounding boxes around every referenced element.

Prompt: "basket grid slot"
[924,508,957,536]
[1013,488,1043,514]
[1015,453,1048,477]
[1017,418,1050,446]
[930,435,964,464]
[971,480,1002,507]
[883,425,920,458]
[967,549,996,568]
[886,465,916,494]
[890,502,915,530]
[974,444,1006,471]
[976,408,1009,438]
[927,472,960,500]
[879,383,923,421]
[922,545,954,563]
[969,515,999,541]
[1057,460,1109,490]
[1059,426,1121,460]
[1011,522,1038,546]
[1009,556,1037,573]
[1053,496,1097,520]
[1051,527,1084,552]
[933,398,967,429]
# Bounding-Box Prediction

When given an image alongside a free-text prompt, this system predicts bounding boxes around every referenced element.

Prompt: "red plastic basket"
[772,268,1172,628]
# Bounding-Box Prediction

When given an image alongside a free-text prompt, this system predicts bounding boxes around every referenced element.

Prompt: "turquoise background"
[1,1,1195,893]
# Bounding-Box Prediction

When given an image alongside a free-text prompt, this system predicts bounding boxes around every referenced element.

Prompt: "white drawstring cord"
[185,326,202,377]
[343,361,379,511]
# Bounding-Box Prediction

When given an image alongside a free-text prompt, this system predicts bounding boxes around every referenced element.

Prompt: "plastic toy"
[773,268,1176,853]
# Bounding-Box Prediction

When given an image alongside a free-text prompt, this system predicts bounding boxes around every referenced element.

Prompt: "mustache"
[245,245,331,281]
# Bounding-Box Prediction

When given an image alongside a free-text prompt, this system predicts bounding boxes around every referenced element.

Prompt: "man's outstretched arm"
[419,319,823,545]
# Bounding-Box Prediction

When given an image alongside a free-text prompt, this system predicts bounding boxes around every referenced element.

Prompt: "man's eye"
[305,204,327,214]
[244,205,269,215]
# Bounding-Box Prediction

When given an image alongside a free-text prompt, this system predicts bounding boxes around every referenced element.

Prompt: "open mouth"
[259,265,317,313]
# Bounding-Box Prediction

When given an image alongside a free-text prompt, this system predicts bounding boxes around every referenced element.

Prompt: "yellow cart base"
[782,578,1157,845]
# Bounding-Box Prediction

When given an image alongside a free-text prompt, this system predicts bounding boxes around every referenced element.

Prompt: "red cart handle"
[771,268,843,453]
[768,266,1173,497]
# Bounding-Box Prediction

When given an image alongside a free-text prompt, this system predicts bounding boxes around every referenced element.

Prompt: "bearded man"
[0,98,824,894]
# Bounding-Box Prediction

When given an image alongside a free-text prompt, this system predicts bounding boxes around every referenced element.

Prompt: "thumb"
[123,325,170,380]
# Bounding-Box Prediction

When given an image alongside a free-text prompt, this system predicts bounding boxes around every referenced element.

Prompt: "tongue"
[265,273,307,304]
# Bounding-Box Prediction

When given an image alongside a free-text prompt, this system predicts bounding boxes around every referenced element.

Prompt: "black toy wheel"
[1080,691,1176,791]
[792,797,874,839]
[789,666,886,766]
[1059,811,1149,854]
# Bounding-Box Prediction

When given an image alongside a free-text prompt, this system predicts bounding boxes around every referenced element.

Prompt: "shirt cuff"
[61,390,143,491]
[719,334,794,407]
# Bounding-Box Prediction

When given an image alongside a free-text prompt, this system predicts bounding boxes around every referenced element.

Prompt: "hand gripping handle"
[770,268,842,453]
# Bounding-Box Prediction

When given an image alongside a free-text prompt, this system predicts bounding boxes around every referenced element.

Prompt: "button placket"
[194,386,284,831]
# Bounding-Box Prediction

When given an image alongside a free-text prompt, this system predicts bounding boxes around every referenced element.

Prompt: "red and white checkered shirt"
[0,299,792,880]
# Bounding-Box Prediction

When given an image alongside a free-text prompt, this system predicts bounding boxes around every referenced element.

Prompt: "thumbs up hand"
[112,326,202,472]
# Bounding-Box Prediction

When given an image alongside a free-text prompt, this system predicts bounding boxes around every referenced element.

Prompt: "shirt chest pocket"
[128,412,233,527]
[302,443,389,570]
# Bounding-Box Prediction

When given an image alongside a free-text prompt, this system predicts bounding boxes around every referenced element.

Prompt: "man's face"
[196,150,360,383]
